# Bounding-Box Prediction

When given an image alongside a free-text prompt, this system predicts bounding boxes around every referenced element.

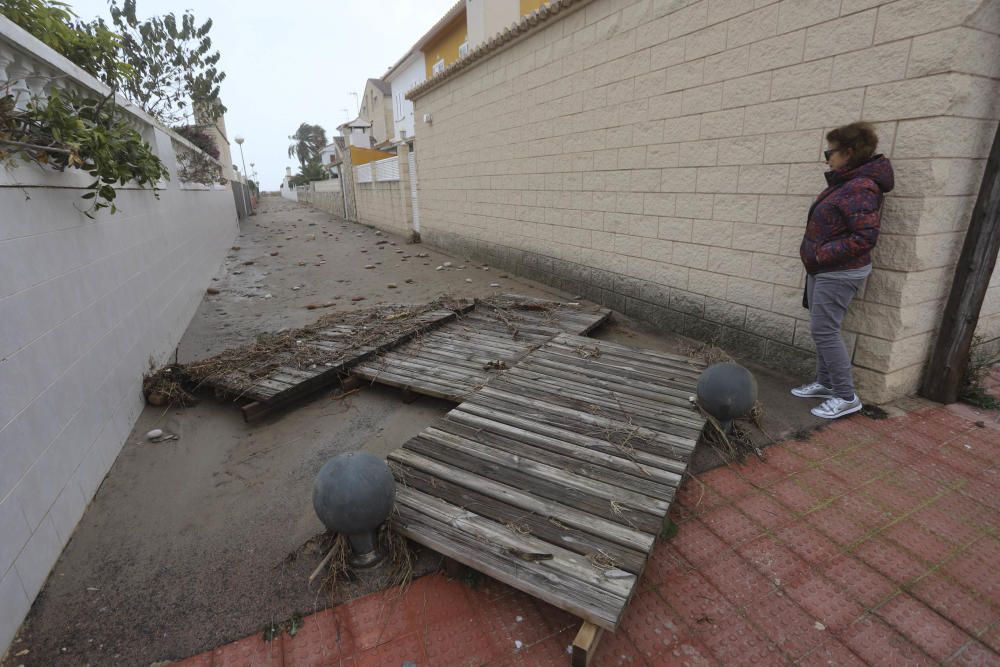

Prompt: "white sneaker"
[791,382,834,398]
[811,394,863,419]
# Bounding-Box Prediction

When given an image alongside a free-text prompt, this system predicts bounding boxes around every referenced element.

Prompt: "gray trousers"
[807,274,865,400]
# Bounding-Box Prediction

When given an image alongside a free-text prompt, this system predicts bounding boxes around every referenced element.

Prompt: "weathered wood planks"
[204,307,467,419]
[386,333,707,632]
[352,298,612,400]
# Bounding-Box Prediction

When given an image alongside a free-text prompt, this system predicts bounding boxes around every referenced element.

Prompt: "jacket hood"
[825,154,894,193]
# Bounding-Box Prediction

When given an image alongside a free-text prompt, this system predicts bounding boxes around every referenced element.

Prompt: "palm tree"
[287,123,327,173]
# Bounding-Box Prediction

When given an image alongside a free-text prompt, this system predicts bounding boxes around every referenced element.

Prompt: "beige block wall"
[410,0,1000,402]
[355,180,411,236]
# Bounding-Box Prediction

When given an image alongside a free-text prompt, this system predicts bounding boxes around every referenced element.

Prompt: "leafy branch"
[0,85,169,216]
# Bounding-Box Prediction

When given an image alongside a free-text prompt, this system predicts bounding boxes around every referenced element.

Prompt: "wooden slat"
[387,449,655,552]
[391,463,648,574]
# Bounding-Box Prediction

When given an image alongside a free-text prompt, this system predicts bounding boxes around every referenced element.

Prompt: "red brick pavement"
[174,400,1000,666]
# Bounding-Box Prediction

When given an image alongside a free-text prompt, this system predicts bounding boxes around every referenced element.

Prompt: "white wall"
[387,52,425,142]
[0,17,238,652]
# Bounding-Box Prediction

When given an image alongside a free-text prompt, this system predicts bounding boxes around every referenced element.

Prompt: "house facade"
[358,78,394,146]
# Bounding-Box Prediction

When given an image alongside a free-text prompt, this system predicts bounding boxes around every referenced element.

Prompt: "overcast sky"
[70,0,459,189]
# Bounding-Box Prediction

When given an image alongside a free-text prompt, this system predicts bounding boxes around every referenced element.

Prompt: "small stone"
[270,251,279,256]
[231,246,240,251]
[500,274,509,278]
[206,287,220,295]
[515,616,523,623]
[436,266,444,271]
[395,249,404,254]
[465,278,473,283]
[514,640,523,650]
[145,429,163,440]
[264,293,272,299]
[351,296,365,302]
[490,283,500,288]
[405,279,414,284]
[416,252,429,257]
[387,283,397,289]
[365,264,376,269]
[814,622,826,631]
[975,421,985,428]
[243,261,254,265]
[443,261,452,267]
[306,304,320,310]
[291,286,300,291]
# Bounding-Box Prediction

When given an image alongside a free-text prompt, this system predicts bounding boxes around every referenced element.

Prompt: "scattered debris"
[270,251,279,256]
[365,264,375,269]
[351,296,365,302]
[206,287,220,295]
[145,429,163,440]
[490,283,500,288]
[387,283,398,289]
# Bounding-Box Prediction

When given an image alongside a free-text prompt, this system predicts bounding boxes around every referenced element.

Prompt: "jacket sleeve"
[815,183,882,267]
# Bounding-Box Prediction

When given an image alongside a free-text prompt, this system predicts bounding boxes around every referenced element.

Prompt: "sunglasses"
[824,148,843,160]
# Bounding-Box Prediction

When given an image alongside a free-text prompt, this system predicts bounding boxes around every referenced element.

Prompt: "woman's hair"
[826,122,879,168]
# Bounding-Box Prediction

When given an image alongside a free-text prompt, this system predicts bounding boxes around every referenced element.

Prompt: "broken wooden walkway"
[205,307,467,420]
[387,333,707,632]
[351,298,611,401]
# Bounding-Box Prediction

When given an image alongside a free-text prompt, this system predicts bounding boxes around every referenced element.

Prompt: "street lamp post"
[234,135,252,217]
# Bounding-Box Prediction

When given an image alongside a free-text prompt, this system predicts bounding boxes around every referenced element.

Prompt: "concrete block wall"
[0,18,239,652]
[297,185,347,219]
[355,180,412,236]
[411,0,1000,401]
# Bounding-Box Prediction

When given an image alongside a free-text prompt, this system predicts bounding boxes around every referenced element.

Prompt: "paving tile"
[699,504,766,547]
[905,455,967,487]
[695,611,787,666]
[675,478,725,517]
[590,626,651,667]
[659,568,736,628]
[419,573,481,627]
[770,478,822,515]
[641,541,693,590]
[948,639,1000,666]
[909,571,998,637]
[874,592,974,662]
[941,536,1000,602]
[281,609,353,667]
[933,442,994,479]
[821,554,898,609]
[737,535,810,589]
[342,590,415,652]
[796,634,866,666]
[424,612,502,666]
[702,465,757,501]
[672,519,732,565]
[806,503,872,547]
[788,437,833,461]
[475,589,555,652]
[531,598,578,636]
[211,634,284,667]
[761,447,810,476]
[823,418,879,445]
[883,517,955,565]
[736,455,797,488]
[935,490,998,532]
[841,614,936,666]
[853,536,931,586]
[980,618,1000,652]
[795,468,851,504]
[744,590,827,660]
[958,477,1000,513]
[697,547,774,609]
[785,574,865,632]
[354,631,425,667]
[774,521,842,567]
[499,626,575,667]
[832,492,898,530]
[737,492,796,532]
[918,504,984,547]
[621,588,691,659]
[821,446,894,486]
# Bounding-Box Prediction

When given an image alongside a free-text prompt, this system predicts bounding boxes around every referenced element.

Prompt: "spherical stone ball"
[696,362,758,423]
[313,452,396,535]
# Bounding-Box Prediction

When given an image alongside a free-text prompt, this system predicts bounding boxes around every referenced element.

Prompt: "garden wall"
[409,0,1000,402]
[0,17,238,651]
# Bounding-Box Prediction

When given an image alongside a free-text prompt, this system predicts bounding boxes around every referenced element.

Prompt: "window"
[458,41,469,58]
[432,59,445,75]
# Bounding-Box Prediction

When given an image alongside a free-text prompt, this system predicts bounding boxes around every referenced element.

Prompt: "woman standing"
[793,122,894,419]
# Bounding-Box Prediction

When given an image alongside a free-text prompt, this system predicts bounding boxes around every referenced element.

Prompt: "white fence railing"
[374,156,400,181]
[354,163,373,184]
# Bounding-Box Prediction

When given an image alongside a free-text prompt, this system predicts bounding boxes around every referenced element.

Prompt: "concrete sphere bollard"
[696,362,758,432]
[313,452,396,567]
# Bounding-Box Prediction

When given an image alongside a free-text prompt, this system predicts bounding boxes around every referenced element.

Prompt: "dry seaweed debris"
[142,297,469,405]
[472,294,568,338]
